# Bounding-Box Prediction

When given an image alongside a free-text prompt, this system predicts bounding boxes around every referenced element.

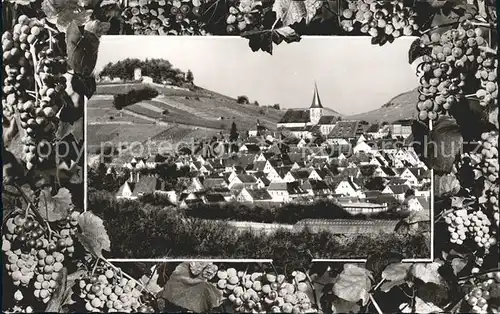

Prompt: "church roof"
[318,115,338,125]
[310,82,323,109]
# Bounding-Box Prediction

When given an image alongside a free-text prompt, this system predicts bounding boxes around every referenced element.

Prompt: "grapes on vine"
[225,0,263,35]
[122,0,209,35]
[340,0,419,41]
[416,20,490,122]
[465,271,500,313]
[77,263,155,313]
[212,268,316,313]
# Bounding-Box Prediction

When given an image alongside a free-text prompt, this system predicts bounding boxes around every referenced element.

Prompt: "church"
[277,83,341,138]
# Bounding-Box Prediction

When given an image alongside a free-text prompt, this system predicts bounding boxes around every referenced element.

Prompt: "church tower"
[309,82,323,125]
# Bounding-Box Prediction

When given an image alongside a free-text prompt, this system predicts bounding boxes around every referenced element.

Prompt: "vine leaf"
[76,211,111,258]
[140,271,163,295]
[408,38,432,64]
[42,0,92,32]
[382,263,412,282]
[435,173,461,197]
[450,257,467,276]
[411,262,446,286]
[66,21,100,76]
[38,187,73,222]
[399,296,443,313]
[272,0,321,26]
[332,264,372,305]
[489,107,498,129]
[84,20,111,38]
[2,148,25,185]
[331,297,361,314]
[160,263,223,312]
[45,267,68,312]
[3,114,18,148]
[428,115,463,174]
[365,251,403,279]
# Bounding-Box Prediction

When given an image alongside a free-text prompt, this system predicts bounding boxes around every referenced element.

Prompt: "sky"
[95,36,419,115]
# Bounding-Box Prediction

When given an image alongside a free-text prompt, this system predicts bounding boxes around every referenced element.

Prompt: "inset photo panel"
[86,36,433,260]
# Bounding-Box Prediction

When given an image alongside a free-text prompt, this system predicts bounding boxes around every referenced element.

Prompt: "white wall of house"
[335,181,358,197]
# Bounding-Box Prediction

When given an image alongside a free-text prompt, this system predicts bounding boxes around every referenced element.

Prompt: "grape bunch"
[416,21,489,122]
[78,265,155,313]
[122,0,208,35]
[56,210,80,257]
[475,52,498,107]
[225,0,262,34]
[340,0,418,40]
[464,271,500,313]
[214,268,316,313]
[3,214,45,287]
[476,131,499,226]
[445,209,496,251]
[3,15,68,171]
[33,249,65,303]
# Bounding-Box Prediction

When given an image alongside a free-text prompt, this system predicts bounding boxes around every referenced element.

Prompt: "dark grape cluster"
[416,21,488,122]
[77,263,155,313]
[213,268,316,313]
[464,271,500,313]
[225,0,263,34]
[340,0,418,40]
[2,15,68,170]
[122,0,208,35]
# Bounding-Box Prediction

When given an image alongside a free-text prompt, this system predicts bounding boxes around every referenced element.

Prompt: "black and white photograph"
[2,0,498,313]
[86,36,432,260]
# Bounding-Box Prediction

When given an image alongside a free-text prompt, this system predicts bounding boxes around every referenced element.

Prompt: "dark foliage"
[113,86,159,110]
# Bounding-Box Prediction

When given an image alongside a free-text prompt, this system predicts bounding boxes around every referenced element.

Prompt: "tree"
[185,69,194,83]
[364,177,386,191]
[230,122,238,142]
[272,104,280,110]
[237,95,249,104]
[253,101,260,107]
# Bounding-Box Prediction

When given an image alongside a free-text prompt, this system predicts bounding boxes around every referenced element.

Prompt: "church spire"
[310,81,323,109]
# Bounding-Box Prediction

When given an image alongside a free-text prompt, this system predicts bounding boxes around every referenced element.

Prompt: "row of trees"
[99,58,194,86]
[236,95,280,110]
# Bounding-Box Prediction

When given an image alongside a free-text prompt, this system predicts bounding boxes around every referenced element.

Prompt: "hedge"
[113,85,159,110]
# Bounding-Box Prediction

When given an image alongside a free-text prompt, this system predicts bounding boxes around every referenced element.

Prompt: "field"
[88,82,285,150]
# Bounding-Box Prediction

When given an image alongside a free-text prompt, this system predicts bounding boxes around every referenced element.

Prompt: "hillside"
[346,88,418,123]
[88,82,285,151]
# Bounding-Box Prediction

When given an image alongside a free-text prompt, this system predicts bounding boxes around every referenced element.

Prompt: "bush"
[113,86,159,110]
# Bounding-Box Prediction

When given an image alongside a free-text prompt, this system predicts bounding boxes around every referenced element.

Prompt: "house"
[327,120,360,143]
[116,181,137,199]
[382,184,411,202]
[228,174,259,190]
[283,169,310,183]
[254,152,275,162]
[179,192,205,208]
[267,181,309,203]
[317,116,339,136]
[301,179,331,197]
[401,195,430,211]
[389,120,413,139]
[202,194,226,205]
[203,177,228,190]
[353,141,374,154]
[334,177,361,197]
[399,167,429,187]
[116,175,165,199]
[239,144,260,154]
[186,177,204,192]
[237,188,273,203]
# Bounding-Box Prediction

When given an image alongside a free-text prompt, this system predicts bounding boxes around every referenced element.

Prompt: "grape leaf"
[2,148,25,185]
[380,279,406,292]
[84,20,111,37]
[408,38,432,64]
[38,187,73,222]
[140,271,163,295]
[3,114,18,148]
[435,173,461,197]
[272,0,321,26]
[332,264,372,305]
[42,0,92,32]
[45,267,68,312]
[331,298,361,314]
[160,263,223,312]
[489,107,498,129]
[382,263,412,282]
[450,257,467,276]
[76,211,111,258]
[411,262,445,286]
[72,73,97,99]
[365,251,403,279]
[66,22,100,76]
[428,116,463,174]
[399,296,443,313]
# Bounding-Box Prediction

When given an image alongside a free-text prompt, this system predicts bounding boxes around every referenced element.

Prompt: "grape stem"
[369,294,383,314]
[471,21,497,28]
[303,268,321,312]
[420,21,460,35]
[478,45,497,55]
[458,267,500,281]
[29,39,42,100]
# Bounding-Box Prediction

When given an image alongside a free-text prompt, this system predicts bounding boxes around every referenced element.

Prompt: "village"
[90,84,431,218]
